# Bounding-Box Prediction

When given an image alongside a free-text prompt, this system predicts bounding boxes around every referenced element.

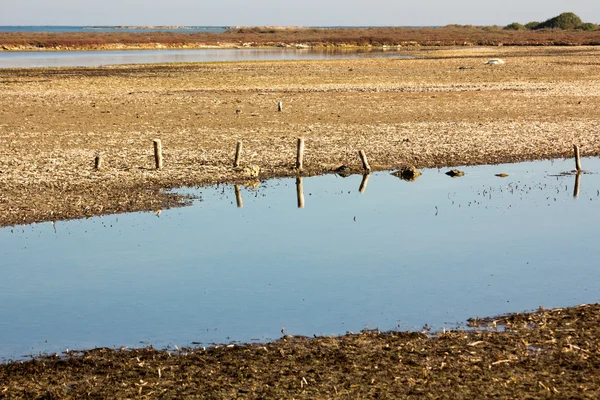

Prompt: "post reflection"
[296,177,305,208]
[573,172,581,198]
[234,184,243,208]
[359,173,370,194]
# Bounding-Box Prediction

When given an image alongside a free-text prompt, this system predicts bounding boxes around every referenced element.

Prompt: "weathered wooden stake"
[359,173,370,194]
[359,150,371,172]
[234,184,243,208]
[94,155,103,170]
[573,172,581,198]
[573,144,582,172]
[277,101,283,112]
[296,138,305,170]
[153,139,163,169]
[234,141,243,168]
[296,177,305,208]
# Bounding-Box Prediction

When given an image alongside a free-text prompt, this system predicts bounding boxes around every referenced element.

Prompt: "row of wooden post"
[223,137,368,173]
[232,144,583,207]
[92,140,586,206]
[95,140,584,186]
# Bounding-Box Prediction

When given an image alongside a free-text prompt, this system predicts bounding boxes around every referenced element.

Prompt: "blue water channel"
[0,48,408,68]
[1,158,599,360]
[0,26,227,34]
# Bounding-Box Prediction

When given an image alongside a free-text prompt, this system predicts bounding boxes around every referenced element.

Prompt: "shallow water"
[0,26,227,34]
[0,48,408,68]
[1,158,599,360]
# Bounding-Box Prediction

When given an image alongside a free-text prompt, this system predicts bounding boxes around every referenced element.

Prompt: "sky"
[1,0,599,27]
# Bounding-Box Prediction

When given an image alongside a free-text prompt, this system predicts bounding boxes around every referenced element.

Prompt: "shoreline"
[1,42,598,52]
[0,43,412,53]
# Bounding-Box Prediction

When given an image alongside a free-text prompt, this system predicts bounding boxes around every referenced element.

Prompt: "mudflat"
[2,304,600,398]
[2,46,600,227]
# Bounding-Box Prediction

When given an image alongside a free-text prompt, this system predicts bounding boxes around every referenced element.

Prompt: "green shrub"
[578,22,598,31]
[482,25,502,32]
[504,22,526,31]
[525,21,540,30]
[536,12,583,30]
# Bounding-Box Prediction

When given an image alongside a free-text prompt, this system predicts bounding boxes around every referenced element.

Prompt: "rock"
[242,165,260,178]
[446,169,465,177]
[392,166,422,182]
[334,165,352,178]
[485,58,505,65]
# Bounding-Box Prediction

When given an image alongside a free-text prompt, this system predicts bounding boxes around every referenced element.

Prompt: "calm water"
[0,48,407,68]
[0,26,227,34]
[0,26,435,34]
[1,158,599,360]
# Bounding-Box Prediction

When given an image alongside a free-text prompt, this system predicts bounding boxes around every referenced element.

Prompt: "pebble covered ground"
[1,46,600,227]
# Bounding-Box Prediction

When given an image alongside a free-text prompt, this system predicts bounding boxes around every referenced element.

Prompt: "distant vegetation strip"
[1,13,599,51]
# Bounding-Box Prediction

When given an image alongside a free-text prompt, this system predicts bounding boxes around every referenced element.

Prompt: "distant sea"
[0,26,437,34]
[0,26,228,34]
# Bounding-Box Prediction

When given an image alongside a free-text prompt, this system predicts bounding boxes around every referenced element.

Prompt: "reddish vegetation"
[2,26,600,50]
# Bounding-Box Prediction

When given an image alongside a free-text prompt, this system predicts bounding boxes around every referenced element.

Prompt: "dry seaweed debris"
[2,303,600,398]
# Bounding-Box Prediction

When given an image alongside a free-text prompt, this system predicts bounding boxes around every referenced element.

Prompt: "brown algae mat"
[2,304,600,398]
[1,46,600,228]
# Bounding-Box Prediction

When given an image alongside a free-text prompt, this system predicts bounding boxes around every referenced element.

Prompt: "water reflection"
[296,177,305,208]
[234,184,243,208]
[574,172,581,198]
[0,158,599,360]
[0,48,412,68]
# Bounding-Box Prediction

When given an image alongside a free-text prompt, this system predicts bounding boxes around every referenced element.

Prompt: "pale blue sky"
[1,0,598,27]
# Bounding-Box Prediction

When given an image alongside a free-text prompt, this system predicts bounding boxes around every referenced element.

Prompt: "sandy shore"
[1,46,600,227]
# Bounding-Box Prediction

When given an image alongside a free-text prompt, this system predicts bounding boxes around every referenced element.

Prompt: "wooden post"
[234,141,243,168]
[573,144,582,172]
[296,138,304,170]
[359,150,371,172]
[153,139,163,170]
[277,101,283,112]
[573,172,581,198]
[296,177,305,208]
[359,173,370,194]
[234,184,243,208]
[94,155,103,170]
